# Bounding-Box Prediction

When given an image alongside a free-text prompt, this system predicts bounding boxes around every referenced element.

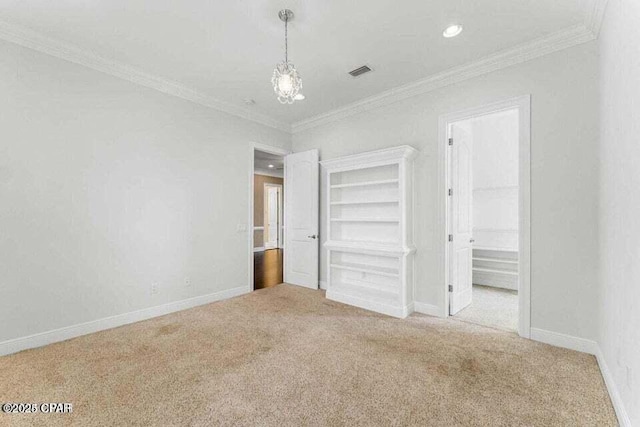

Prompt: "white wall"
[293,41,600,341]
[0,40,290,343]
[468,110,519,250]
[598,0,640,423]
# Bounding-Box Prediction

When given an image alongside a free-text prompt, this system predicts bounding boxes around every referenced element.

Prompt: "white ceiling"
[0,0,589,127]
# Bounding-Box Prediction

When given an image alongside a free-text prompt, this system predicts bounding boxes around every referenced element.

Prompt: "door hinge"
[448,234,453,242]
[448,285,453,292]
[448,188,452,196]
[448,138,453,146]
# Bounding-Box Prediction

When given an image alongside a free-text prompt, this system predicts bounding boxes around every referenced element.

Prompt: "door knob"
[308,234,318,239]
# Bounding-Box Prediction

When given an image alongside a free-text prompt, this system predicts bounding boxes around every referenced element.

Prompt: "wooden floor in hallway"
[254,248,283,290]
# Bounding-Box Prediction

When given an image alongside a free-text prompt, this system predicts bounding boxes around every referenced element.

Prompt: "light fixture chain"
[284,16,288,63]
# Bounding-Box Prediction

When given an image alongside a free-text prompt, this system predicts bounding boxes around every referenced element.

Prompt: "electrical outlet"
[236,223,247,233]
[150,283,158,295]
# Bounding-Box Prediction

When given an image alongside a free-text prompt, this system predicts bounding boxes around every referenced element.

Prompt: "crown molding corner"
[0,19,292,134]
[291,24,594,133]
[584,0,610,38]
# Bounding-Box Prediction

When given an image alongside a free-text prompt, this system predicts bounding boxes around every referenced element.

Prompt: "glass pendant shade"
[272,61,302,104]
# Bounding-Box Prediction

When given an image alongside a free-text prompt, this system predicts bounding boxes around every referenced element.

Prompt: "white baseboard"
[511,328,631,426]
[319,280,327,290]
[530,328,598,355]
[253,247,265,252]
[595,347,632,427]
[0,286,248,357]
[413,301,442,317]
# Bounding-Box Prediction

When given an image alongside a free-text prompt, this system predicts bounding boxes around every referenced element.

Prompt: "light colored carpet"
[455,285,519,332]
[0,284,616,426]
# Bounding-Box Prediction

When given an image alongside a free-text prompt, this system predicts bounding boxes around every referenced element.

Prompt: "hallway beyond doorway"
[254,249,283,290]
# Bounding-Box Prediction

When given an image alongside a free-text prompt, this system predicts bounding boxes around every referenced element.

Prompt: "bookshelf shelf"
[330,218,400,223]
[330,179,399,189]
[330,200,399,206]
[330,262,400,278]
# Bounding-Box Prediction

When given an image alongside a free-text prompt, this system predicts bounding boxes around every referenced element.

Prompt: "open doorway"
[253,149,285,290]
[248,143,319,293]
[441,96,530,337]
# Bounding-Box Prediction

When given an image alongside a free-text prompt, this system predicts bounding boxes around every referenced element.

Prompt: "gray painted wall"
[598,0,640,423]
[293,41,600,341]
[0,40,290,342]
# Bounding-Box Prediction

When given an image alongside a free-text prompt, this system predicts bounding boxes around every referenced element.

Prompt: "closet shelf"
[472,267,518,276]
[331,262,400,278]
[330,179,399,189]
[473,257,518,264]
[472,246,518,252]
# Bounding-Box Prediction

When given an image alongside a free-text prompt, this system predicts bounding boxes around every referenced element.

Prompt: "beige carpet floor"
[0,284,616,426]
[455,285,519,332]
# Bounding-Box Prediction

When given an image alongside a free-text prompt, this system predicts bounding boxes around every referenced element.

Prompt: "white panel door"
[450,124,474,315]
[265,186,279,249]
[284,149,319,289]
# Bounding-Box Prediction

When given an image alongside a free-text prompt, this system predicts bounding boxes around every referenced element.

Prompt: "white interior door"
[284,149,319,289]
[264,186,279,249]
[450,123,474,315]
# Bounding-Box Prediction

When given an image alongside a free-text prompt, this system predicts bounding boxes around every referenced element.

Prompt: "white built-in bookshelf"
[321,146,417,318]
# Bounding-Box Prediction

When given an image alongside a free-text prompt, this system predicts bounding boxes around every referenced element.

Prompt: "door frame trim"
[438,95,531,338]
[249,142,291,293]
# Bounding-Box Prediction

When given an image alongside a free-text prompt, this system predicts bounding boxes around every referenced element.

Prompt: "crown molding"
[0,0,610,136]
[0,19,292,134]
[291,24,596,133]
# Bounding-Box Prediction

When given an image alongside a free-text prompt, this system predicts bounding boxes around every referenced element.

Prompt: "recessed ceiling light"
[294,93,305,101]
[268,164,275,168]
[443,24,463,38]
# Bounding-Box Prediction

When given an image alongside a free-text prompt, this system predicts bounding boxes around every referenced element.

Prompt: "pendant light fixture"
[272,9,303,104]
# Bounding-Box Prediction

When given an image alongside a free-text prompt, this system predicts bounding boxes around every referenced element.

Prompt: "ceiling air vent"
[348,65,372,77]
